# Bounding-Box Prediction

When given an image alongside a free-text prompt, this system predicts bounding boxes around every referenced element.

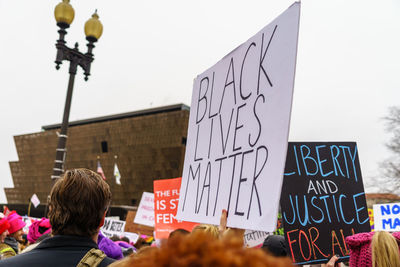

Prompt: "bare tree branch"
[379,106,400,193]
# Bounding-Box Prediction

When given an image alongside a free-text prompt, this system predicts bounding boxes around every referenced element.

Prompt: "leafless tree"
[379,107,400,192]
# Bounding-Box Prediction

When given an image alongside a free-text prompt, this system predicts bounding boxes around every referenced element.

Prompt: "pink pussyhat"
[28,218,51,244]
[6,211,26,234]
[0,218,10,235]
[345,231,400,267]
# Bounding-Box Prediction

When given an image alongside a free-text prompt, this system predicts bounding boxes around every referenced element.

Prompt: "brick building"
[365,193,400,209]
[5,104,189,206]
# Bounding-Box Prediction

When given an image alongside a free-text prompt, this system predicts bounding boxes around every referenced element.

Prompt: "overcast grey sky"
[0,0,399,203]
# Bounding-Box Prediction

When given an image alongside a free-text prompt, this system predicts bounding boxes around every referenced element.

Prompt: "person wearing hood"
[261,235,288,257]
[97,232,123,260]
[4,211,25,254]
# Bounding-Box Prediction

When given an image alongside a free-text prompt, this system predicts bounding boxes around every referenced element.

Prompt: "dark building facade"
[5,104,189,205]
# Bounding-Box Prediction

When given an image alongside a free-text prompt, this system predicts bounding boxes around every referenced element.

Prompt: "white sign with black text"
[244,229,270,247]
[177,2,300,231]
[101,218,126,238]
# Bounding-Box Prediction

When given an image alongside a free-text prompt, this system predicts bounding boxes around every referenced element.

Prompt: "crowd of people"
[0,168,398,266]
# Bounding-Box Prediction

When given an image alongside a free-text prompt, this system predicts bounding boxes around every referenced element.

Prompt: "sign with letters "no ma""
[177,2,301,231]
[373,203,400,231]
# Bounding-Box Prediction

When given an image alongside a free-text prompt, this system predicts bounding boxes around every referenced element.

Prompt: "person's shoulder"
[99,256,117,266]
[0,250,113,267]
[0,242,14,250]
[0,243,17,260]
[0,252,25,266]
[0,243,13,250]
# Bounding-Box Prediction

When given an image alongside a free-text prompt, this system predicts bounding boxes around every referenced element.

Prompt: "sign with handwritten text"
[123,232,140,244]
[101,218,126,238]
[280,142,370,265]
[134,192,155,227]
[244,230,269,247]
[176,2,300,232]
[373,203,400,231]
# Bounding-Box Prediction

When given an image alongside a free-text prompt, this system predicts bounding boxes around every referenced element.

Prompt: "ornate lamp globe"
[84,11,103,42]
[54,0,75,28]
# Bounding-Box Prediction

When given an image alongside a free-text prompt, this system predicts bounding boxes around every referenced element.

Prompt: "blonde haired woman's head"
[372,231,400,267]
[192,224,220,239]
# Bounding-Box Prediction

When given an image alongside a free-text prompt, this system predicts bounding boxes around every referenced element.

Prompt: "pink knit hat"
[346,232,374,267]
[27,218,51,244]
[0,218,10,235]
[346,231,400,267]
[6,211,26,234]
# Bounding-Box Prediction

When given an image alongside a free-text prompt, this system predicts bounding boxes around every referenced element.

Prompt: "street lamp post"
[51,0,103,179]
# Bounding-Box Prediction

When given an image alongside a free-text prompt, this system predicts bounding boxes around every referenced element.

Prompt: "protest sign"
[101,218,126,238]
[106,216,120,221]
[244,212,284,247]
[177,2,300,232]
[280,142,370,265]
[368,208,374,231]
[124,211,154,236]
[134,192,155,227]
[244,230,269,248]
[154,178,198,239]
[30,194,40,208]
[123,232,140,244]
[373,203,400,231]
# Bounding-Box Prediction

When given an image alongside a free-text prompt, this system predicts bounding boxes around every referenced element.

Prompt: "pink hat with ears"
[346,231,400,267]
[0,218,10,235]
[27,218,51,244]
[6,211,26,234]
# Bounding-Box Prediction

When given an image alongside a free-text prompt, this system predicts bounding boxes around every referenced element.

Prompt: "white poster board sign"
[30,194,40,208]
[176,2,300,232]
[244,229,270,247]
[134,192,155,227]
[373,203,400,231]
[123,232,140,244]
[105,216,120,221]
[101,218,126,238]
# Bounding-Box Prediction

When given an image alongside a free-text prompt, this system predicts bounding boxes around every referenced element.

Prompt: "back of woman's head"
[372,231,400,267]
[191,224,220,239]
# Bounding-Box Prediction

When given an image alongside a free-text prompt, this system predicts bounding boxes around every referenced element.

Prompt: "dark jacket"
[0,235,116,266]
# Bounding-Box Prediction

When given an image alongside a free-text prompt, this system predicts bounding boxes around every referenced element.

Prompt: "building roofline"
[42,103,190,131]
[365,193,400,200]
